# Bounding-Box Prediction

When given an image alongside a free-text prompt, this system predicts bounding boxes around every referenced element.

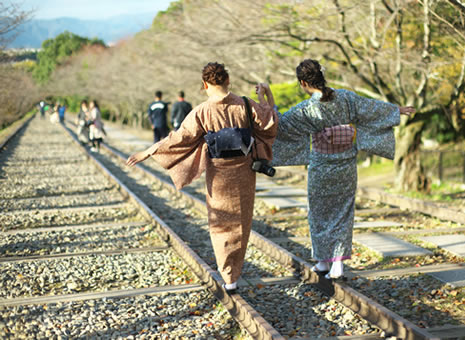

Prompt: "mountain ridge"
[7,13,154,48]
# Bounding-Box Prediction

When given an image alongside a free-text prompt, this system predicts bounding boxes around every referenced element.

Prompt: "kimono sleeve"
[349,91,401,159]
[151,108,208,189]
[271,100,322,166]
[277,98,325,140]
[248,99,278,161]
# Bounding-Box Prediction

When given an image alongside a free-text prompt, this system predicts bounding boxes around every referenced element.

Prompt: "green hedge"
[249,81,308,112]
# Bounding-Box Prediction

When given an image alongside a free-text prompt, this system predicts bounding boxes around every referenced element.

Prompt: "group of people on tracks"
[147,90,193,143]
[126,59,415,294]
[76,100,105,152]
[38,98,105,153]
[38,101,66,124]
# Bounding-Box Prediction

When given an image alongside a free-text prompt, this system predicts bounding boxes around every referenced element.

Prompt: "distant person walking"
[76,100,90,145]
[58,103,66,123]
[50,103,59,124]
[148,91,169,142]
[88,100,105,152]
[39,101,46,119]
[171,91,192,130]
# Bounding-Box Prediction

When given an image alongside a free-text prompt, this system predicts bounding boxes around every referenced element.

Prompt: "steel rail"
[98,142,438,340]
[61,124,284,339]
[0,284,205,308]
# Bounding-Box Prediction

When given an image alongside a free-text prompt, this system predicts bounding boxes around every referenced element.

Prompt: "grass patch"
[0,110,35,142]
[357,158,394,178]
[393,181,465,203]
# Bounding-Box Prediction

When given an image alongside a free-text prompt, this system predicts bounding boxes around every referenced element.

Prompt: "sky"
[16,0,174,20]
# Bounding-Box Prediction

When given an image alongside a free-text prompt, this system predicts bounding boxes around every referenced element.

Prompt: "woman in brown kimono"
[127,62,278,292]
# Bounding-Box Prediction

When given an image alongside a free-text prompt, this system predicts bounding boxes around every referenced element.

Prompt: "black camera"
[251,159,276,177]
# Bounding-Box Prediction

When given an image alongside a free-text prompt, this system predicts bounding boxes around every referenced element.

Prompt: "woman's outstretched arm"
[126,143,159,167]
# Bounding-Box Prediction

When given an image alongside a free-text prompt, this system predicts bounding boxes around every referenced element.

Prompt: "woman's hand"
[256,83,271,95]
[399,106,416,116]
[126,150,151,167]
[256,83,267,105]
[255,83,266,96]
[256,83,275,107]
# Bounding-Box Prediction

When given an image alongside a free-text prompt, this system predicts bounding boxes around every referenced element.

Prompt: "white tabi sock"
[224,282,237,290]
[329,261,344,278]
[314,261,330,272]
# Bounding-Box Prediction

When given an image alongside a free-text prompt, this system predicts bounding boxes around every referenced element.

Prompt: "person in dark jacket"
[170,91,192,130]
[148,91,169,142]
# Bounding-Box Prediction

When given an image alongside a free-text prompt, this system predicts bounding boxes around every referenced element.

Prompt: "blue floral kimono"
[271,89,400,262]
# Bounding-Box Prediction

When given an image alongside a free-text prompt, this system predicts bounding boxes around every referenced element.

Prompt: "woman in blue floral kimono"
[260,59,414,279]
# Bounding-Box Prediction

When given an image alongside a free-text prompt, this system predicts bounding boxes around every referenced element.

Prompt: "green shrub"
[249,81,308,112]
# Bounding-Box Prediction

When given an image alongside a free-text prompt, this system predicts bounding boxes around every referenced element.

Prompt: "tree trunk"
[394,120,430,192]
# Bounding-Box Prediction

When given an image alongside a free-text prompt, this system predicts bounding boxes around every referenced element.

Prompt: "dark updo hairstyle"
[296,59,334,102]
[202,62,229,86]
[91,100,99,110]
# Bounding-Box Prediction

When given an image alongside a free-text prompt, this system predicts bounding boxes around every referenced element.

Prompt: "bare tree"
[208,0,465,191]
[0,1,32,51]
[0,65,40,128]
[0,2,38,127]
[43,0,465,192]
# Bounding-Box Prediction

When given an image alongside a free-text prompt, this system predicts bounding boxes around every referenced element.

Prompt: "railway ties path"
[0,115,461,339]
[98,122,456,339]
[86,125,399,338]
[100,121,465,339]
[0,117,240,339]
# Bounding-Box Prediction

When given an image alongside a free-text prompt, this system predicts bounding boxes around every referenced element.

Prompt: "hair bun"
[202,62,229,86]
[296,59,334,102]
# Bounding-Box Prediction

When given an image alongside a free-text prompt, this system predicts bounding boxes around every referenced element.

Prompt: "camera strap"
[242,96,259,160]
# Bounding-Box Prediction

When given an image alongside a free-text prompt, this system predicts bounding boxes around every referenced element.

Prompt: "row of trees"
[168,0,465,191]
[33,31,106,83]
[0,0,105,128]
[2,0,464,191]
[0,2,39,128]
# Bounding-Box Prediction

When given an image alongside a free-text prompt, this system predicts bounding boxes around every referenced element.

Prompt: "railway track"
[96,126,452,339]
[0,117,239,339]
[0,115,462,339]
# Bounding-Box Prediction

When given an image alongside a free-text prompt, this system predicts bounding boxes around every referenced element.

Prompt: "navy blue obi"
[204,127,252,158]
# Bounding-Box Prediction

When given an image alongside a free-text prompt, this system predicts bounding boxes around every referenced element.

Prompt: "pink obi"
[312,125,355,154]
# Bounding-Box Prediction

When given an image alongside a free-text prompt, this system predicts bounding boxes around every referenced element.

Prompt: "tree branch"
[446,48,465,107]
[414,0,431,108]
[418,0,465,44]
[0,3,32,49]
[381,0,394,13]
[332,0,364,60]
[448,0,465,14]
[333,0,395,101]
[394,0,406,102]
[329,79,385,99]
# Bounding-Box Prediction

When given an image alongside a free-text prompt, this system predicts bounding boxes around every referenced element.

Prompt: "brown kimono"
[149,92,278,284]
